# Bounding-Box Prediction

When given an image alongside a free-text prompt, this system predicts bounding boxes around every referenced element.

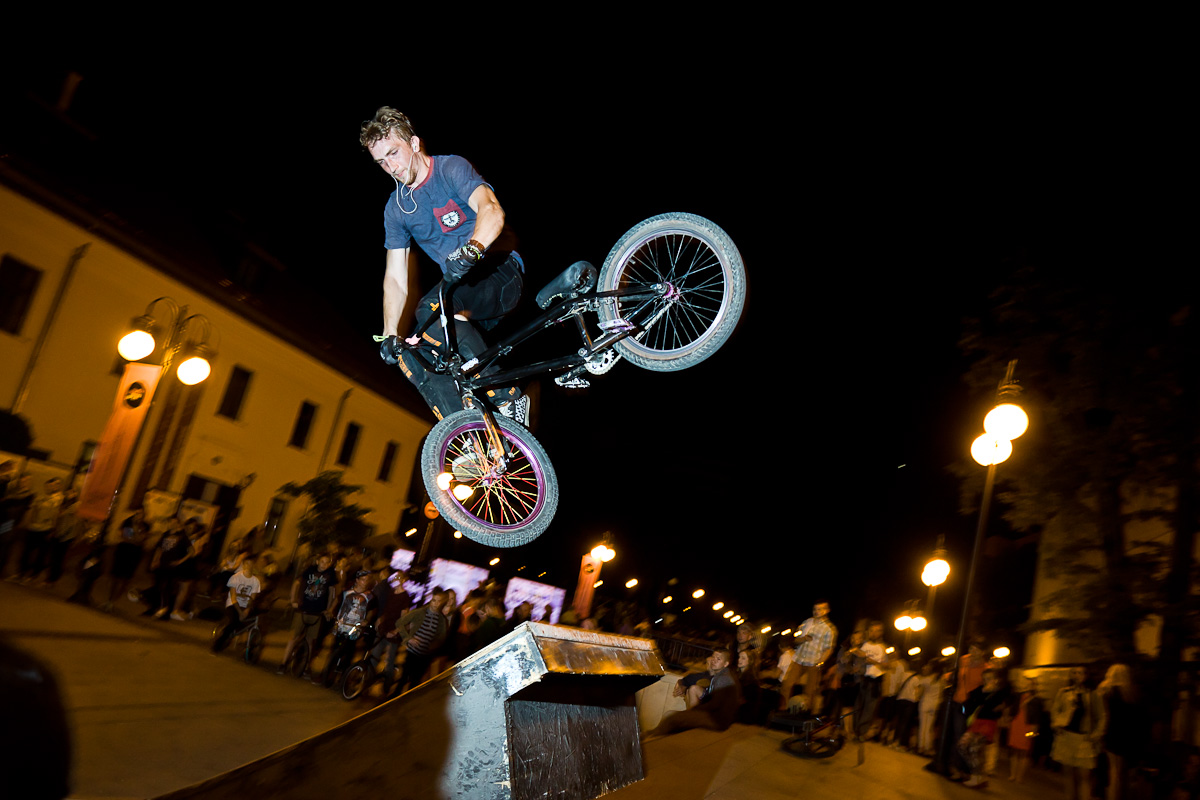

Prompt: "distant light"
[895,615,913,631]
[909,616,927,632]
[489,557,500,566]
[780,629,792,636]
[404,528,417,537]
[453,531,462,539]
[594,580,603,588]
[885,646,895,654]
[993,646,1011,659]
[537,572,546,578]
[452,485,473,501]
[712,602,725,611]
[923,558,950,586]
[692,589,705,599]
[662,596,673,604]
[625,579,638,588]
[118,330,155,361]
[591,544,615,562]
[723,611,734,619]
[942,646,956,657]
[655,618,663,624]
[682,606,691,612]
[760,626,772,634]
[908,647,922,656]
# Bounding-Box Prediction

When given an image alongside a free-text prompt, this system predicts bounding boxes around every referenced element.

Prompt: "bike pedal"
[597,318,634,332]
[555,375,591,388]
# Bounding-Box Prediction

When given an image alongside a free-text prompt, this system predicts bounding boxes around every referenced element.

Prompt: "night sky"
[6,44,1167,648]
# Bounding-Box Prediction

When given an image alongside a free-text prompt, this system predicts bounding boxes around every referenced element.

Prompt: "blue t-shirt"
[383,155,490,272]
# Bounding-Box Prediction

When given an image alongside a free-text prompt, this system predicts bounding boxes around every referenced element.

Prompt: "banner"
[572,554,603,621]
[77,362,163,521]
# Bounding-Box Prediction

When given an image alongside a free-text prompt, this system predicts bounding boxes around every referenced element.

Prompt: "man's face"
[869,624,884,641]
[708,651,730,672]
[813,603,829,619]
[430,592,448,612]
[368,131,419,185]
[317,555,333,571]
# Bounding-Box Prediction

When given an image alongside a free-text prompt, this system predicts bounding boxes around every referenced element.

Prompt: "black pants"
[402,256,524,420]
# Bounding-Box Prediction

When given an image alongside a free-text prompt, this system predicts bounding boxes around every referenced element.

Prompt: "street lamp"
[933,359,1026,776]
[572,538,615,621]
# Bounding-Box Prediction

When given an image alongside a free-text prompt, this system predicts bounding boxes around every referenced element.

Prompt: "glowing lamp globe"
[895,615,912,631]
[971,433,1013,466]
[909,616,927,631]
[984,403,1028,440]
[908,646,922,656]
[993,646,1011,659]
[176,356,211,385]
[452,484,474,501]
[591,545,615,562]
[118,330,155,361]
[923,558,950,587]
[436,472,453,491]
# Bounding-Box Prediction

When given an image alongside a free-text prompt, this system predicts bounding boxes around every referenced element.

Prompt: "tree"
[958,262,1198,664]
[278,471,373,551]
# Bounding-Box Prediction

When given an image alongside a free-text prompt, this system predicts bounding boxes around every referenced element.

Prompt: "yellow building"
[1,170,430,555]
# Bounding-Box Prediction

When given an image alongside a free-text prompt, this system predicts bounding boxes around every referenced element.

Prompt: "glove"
[379,334,402,365]
[444,241,484,284]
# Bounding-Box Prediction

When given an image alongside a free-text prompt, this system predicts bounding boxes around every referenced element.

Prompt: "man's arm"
[466,185,504,251]
[383,247,413,337]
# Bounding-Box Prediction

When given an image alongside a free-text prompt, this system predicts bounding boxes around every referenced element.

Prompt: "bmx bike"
[775,710,853,759]
[281,612,325,678]
[211,610,267,665]
[399,212,745,548]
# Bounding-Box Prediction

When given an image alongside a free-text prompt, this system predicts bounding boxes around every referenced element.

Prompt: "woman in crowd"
[957,668,1011,789]
[1007,674,1042,784]
[1098,663,1139,800]
[1051,665,1106,800]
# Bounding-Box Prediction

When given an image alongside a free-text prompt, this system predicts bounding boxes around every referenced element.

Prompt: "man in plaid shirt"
[779,600,837,713]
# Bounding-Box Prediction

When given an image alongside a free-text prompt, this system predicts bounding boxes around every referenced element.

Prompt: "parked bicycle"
[318,619,373,691]
[211,610,267,665]
[280,612,325,678]
[393,213,745,547]
[773,709,853,759]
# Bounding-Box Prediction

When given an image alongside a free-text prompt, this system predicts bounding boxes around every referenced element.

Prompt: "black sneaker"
[498,395,530,426]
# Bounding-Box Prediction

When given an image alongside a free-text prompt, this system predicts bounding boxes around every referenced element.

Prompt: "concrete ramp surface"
[154,622,665,800]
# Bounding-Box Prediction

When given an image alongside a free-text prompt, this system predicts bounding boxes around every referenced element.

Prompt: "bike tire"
[342,663,369,701]
[211,624,230,653]
[421,410,558,548]
[286,638,311,678]
[782,734,843,759]
[598,213,745,372]
[244,627,264,665]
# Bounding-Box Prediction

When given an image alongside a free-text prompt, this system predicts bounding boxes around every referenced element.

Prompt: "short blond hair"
[359,107,416,149]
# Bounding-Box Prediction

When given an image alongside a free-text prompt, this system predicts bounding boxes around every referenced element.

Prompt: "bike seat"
[535,260,597,309]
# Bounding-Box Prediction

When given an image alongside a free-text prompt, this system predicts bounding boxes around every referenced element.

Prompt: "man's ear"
[410,135,421,153]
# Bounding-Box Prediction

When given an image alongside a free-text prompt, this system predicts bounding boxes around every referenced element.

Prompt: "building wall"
[1,183,430,552]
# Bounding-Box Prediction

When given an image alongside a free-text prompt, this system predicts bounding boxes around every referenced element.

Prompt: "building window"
[0,254,43,336]
[336,422,361,467]
[289,401,317,449]
[217,365,253,420]
[263,497,287,549]
[377,441,399,482]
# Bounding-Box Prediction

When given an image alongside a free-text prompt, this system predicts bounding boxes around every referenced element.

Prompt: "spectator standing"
[43,489,80,588]
[778,599,836,713]
[887,659,918,749]
[277,552,339,677]
[916,660,946,756]
[147,518,193,619]
[360,568,412,694]
[1051,666,1106,800]
[1098,664,1140,800]
[1008,674,1042,784]
[106,509,149,610]
[394,588,450,695]
[17,477,64,583]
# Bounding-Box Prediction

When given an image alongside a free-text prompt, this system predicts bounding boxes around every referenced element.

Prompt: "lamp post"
[78,297,217,524]
[931,359,1027,776]
[922,536,950,640]
[572,540,614,621]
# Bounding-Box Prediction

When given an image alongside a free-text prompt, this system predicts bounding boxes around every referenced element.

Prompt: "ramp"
[155,622,665,800]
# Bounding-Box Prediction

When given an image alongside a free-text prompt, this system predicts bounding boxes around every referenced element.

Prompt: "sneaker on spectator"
[498,395,530,426]
[170,612,187,621]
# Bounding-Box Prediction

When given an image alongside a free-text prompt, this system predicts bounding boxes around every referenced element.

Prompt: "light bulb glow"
[452,484,473,501]
[923,558,950,586]
[437,472,453,491]
[176,356,211,385]
[993,646,1011,659]
[118,330,156,361]
[971,433,1012,466]
[984,403,1028,440]
[895,615,912,631]
[909,616,927,631]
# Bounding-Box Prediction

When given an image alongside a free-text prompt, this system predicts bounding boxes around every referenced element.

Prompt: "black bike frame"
[404,283,669,397]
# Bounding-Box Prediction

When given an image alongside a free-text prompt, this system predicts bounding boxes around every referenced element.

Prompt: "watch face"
[124,382,147,408]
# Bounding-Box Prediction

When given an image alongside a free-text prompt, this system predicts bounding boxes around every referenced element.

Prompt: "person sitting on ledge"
[645,648,743,739]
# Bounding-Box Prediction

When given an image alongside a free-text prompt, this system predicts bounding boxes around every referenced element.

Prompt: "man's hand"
[379,335,403,365]
[444,243,483,284]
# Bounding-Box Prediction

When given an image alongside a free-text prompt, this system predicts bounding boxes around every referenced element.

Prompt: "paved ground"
[0,578,1070,799]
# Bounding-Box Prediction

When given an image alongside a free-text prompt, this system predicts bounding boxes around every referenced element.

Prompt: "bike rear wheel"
[598,213,745,371]
[421,410,558,547]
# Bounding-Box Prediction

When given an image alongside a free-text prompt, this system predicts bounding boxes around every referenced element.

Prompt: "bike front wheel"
[342,663,369,700]
[244,627,264,665]
[421,410,558,548]
[285,638,311,678]
[782,734,843,759]
[598,213,745,372]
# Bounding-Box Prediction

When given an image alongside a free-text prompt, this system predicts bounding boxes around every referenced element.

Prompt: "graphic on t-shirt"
[337,591,372,636]
[435,200,465,232]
